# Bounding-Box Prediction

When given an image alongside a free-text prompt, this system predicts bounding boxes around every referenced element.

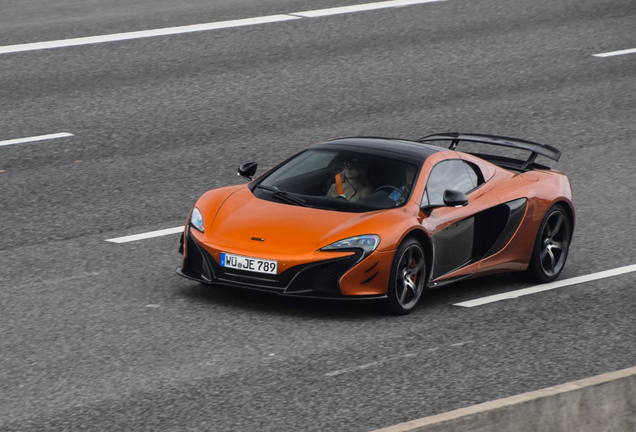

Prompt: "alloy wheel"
[539,210,570,277]
[394,244,426,310]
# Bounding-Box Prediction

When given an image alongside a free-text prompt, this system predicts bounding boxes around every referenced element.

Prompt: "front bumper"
[176,227,387,300]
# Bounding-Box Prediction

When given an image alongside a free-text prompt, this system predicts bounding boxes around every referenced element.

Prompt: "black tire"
[520,205,572,283]
[386,237,427,315]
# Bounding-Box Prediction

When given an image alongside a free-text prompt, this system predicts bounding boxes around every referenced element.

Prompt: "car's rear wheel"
[522,205,572,283]
[386,238,426,315]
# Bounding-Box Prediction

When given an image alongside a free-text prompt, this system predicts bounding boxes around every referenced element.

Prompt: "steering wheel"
[374,185,404,200]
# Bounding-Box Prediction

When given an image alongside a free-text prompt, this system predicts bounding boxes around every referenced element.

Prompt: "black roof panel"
[314,137,443,162]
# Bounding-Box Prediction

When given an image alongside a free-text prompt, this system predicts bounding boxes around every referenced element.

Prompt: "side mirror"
[443,189,469,207]
[237,162,258,181]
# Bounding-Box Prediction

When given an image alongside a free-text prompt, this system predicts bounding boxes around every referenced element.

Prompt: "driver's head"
[342,157,370,181]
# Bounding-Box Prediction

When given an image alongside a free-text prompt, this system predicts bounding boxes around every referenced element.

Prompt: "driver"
[327,159,373,202]
[389,165,417,204]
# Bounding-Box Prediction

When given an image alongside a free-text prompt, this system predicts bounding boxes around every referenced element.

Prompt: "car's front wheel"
[387,238,426,315]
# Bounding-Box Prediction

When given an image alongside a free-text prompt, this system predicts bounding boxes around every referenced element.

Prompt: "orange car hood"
[208,188,390,255]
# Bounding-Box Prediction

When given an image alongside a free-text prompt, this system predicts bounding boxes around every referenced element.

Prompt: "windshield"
[253,149,420,213]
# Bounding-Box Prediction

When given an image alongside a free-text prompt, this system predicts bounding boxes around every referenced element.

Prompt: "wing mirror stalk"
[237,162,258,181]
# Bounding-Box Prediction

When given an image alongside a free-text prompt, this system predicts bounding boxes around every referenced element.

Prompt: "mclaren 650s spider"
[177,133,574,314]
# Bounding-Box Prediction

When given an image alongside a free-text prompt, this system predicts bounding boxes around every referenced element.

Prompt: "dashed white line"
[593,48,636,58]
[454,263,636,307]
[325,353,418,377]
[0,0,444,55]
[450,341,474,347]
[0,132,73,147]
[106,226,184,243]
[289,0,443,18]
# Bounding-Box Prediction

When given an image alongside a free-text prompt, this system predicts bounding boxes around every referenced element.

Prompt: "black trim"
[175,268,387,301]
[316,137,442,162]
[428,274,472,288]
[364,261,379,273]
[176,230,377,300]
[428,198,528,283]
[416,132,561,170]
[361,271,379,284]
[484,198,527,258]
[467,153,551,172]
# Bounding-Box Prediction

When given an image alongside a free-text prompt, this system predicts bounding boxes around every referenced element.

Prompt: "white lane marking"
[0,132,73,147]
[0,15,298,55]
[325,353,418,377]
[454,263,636,308]
[593,48,636,58]
[450,341,473,347]
[289,0,443,17]
[106,226,184,243]
[0,0,443,55]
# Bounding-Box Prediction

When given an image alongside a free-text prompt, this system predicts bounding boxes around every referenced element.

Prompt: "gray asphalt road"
[1,0,635,430]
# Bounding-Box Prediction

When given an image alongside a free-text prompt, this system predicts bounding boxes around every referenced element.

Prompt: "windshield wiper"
[256,185,310,207]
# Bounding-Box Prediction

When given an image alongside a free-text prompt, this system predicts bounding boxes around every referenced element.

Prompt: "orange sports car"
[177,133,574,314]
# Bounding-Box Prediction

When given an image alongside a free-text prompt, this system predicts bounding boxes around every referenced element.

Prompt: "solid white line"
[0,0,443,55]
[593,48,636,58]
[0,132,73,147]
[454,263,636,307]
[106,226,184,243]
[0,15,299,55]
[290,0,443,18]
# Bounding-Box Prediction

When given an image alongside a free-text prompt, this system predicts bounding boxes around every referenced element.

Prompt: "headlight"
[190,207,204,233]
[321,235,380,257]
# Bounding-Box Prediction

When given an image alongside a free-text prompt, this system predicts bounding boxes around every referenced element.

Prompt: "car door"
[421,159,483,279]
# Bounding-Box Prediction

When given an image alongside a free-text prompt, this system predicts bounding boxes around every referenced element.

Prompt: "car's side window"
[464,161,483,187]
[423,160,477,206]
[421,188,430,207]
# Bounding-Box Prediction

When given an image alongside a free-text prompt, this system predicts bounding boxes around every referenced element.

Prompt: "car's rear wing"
[416,132,561,171]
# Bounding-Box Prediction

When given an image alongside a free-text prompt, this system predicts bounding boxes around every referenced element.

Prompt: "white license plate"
[220,252,278,274]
